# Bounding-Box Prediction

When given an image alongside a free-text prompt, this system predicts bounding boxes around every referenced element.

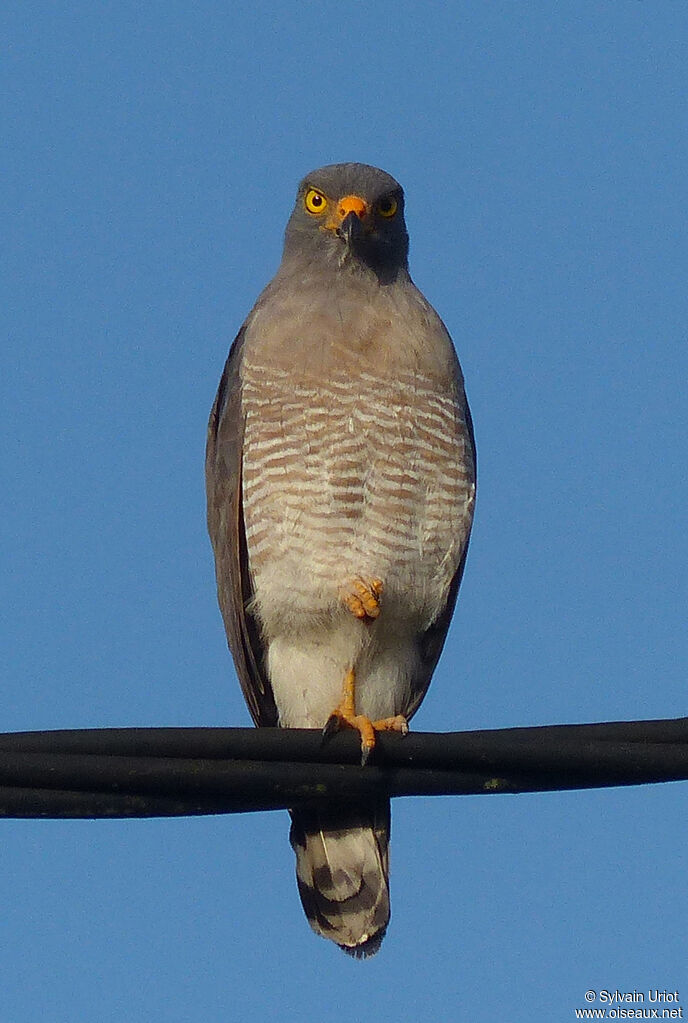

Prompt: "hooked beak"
[338,209,366,245]
[324,194,370,245]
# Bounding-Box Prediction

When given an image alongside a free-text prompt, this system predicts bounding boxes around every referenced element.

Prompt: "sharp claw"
[360,743,373,767]
[322,714,341,740]
[341,577,383,622]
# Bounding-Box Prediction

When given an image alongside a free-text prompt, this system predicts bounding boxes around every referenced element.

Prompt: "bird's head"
[282,163,409,284]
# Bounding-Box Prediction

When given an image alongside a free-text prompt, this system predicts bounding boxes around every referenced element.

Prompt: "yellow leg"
[324,667,408,765]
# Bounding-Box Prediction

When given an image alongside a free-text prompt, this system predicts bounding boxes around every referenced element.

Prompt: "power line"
[0,717,686,819]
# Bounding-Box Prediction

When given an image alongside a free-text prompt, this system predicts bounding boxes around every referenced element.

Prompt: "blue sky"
[3,3,687,1020]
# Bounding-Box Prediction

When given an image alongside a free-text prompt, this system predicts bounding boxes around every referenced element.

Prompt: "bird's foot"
[323,668,407,765]
[340,576,383,621]
[323,707,377,764]
[370,715,409,736]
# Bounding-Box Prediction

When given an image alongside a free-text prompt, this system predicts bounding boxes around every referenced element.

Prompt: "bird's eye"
[377,196,398,218]
[304,189,328,215]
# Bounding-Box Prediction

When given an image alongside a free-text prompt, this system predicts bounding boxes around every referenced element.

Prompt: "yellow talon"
[341,577,383,621]
[323,668,408,764]
[371,715,409,736]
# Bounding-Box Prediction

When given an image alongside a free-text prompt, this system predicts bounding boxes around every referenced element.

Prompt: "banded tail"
[289,800,390,957]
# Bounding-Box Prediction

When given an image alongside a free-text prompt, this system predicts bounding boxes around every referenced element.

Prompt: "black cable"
[0,718,686,819]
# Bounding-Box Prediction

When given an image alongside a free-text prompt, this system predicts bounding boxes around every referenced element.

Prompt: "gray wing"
[205,326,278,727]
[405,395,477,721]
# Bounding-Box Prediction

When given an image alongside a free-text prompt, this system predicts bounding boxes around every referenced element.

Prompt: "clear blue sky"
[3,3,687,1020]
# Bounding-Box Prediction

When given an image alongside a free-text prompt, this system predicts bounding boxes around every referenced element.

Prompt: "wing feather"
[205,326,278,727]
[406,391,477,720]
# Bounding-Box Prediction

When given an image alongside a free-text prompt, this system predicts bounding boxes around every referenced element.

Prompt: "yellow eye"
[377,196,398,218]
[304,188,328,215]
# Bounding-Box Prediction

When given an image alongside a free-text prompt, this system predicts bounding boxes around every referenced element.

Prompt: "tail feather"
[289,800,391,957]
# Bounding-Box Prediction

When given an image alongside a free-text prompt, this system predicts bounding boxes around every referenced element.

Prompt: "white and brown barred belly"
[240,358,475,730]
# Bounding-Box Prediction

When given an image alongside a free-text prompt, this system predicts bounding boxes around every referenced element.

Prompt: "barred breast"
[240,358,474,716]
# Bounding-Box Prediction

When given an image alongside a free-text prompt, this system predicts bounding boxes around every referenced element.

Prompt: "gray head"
[281,163,409,285]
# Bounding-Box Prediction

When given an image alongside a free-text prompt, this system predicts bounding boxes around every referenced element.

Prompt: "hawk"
[206,163,476,956]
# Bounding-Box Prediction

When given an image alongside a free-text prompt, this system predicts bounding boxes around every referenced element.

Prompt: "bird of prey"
[206,162,476,957]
